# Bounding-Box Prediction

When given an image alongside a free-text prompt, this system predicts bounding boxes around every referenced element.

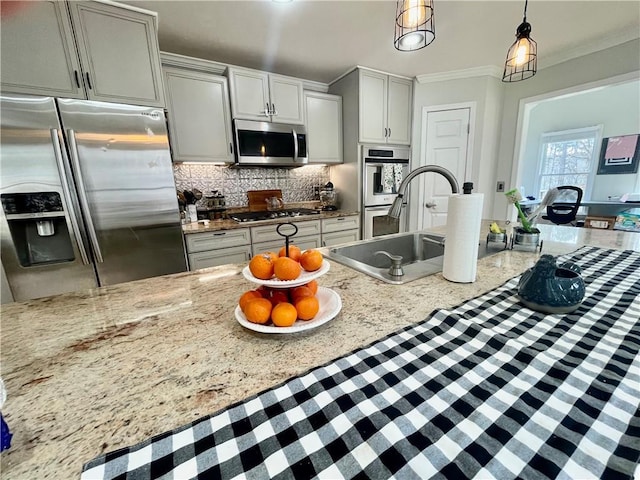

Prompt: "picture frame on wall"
[597,134,640,175]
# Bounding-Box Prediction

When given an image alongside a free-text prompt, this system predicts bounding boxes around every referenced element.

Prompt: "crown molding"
[416,65,503,84]
[539,24,640,70]
[160,52,227,75]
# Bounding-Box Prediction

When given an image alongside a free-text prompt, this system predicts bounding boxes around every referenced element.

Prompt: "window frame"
[534,125,603,201]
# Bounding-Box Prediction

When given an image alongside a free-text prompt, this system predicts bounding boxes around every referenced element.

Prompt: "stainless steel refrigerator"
[0,95,187,302]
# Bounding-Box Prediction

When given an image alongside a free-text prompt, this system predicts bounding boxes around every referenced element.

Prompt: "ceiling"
[123,1,640,84]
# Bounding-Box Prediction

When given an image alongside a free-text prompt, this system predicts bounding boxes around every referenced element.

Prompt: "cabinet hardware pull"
[74,70,81,89]
[213,232,226,236]
[265,103,270,116]
[271,103,277,116]
[229,142,233,154]
[388,127,391,137]
[384,127,388,137]
[85,72,92,90]
[337,217,345,221]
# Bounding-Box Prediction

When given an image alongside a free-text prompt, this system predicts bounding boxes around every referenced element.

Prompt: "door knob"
[425,202,437,208]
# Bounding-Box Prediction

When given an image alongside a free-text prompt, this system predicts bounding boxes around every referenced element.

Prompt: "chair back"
[545,186,583,225]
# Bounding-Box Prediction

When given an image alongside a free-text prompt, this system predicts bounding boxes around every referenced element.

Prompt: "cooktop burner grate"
[230,208,320,223]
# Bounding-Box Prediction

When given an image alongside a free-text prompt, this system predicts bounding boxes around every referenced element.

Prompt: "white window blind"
[536,126,601,199]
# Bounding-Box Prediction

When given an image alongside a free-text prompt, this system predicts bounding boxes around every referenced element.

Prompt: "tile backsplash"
[173,164,330,207]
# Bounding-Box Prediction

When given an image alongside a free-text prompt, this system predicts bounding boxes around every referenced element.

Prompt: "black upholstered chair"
[542,186,583,225]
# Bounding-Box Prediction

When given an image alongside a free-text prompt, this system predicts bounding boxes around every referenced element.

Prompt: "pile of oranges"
[248,245,323,281]
[240,245,325,327]
[239,280,321,327]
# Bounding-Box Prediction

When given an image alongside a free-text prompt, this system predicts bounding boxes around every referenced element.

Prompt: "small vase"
[517,254,585,314]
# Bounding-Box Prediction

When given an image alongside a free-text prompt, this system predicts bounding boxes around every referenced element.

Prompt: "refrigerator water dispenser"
[1,192,75,266]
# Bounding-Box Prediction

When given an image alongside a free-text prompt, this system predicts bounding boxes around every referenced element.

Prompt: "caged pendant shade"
[502,0,537,82]
[394,0,435,51]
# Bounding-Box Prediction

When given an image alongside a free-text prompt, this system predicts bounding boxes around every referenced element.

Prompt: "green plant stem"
[514,202,532,232]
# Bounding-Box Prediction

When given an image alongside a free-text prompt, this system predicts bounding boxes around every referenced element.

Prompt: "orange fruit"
[239,290,262,312]
[274,257,301,281]
[249,253,274,280]
[290,286,314,302]
[271,302,298,327]
[300,249,323,272]
[264,251,279,263]
[305,280,318,295]
[244,297,272,324]
[268,289,290,306]
[295,296,320,321]
[278,245,302,261]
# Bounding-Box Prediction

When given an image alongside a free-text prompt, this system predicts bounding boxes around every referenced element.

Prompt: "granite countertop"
[182,209,360,234]
[0,224,638,478]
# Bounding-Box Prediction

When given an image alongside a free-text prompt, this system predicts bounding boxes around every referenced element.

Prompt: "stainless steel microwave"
[233,119,308,166]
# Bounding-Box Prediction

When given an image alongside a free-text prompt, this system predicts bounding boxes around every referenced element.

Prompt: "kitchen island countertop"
[0,224,638,479]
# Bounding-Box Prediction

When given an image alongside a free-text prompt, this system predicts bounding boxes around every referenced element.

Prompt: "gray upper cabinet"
[0,1,84,99]
[163,67,234,163]
[1,1,164,108]
[228,67,304,124]
[305,91,343,164]
[359,70,412,145]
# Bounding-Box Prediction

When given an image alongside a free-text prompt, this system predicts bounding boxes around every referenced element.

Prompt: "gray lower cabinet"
[321,215,360,247]
[185,228,251,270]
[189,245,252,271]
[251,220,321,255]
[184,216,360,269]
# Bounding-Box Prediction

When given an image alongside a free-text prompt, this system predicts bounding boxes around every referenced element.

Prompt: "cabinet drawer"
[322,229,360,248]
[322,215,360,233]
[250,220,321,244]
[185,228,251,253]
[252,236,321,256]
[188,245,252,271]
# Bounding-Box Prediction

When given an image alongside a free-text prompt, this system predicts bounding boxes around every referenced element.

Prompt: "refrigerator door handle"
[50,128,91,266]
[67,129,104,264]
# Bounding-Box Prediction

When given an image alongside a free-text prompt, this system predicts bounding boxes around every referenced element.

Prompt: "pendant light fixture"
[502,0,537,82]
[394,0,435,51]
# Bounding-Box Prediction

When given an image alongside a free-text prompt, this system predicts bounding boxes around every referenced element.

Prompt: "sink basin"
[325,230,494,284]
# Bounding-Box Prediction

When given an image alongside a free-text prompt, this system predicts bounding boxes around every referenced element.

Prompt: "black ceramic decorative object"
[517,254,585,314]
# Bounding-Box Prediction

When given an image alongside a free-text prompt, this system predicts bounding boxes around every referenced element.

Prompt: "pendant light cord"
[523,0,528,22]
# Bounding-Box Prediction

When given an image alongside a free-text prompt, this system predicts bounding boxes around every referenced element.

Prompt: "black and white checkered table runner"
[82,246,640,480]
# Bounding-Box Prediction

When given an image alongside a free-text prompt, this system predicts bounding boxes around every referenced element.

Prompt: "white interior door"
[419,108,471,228]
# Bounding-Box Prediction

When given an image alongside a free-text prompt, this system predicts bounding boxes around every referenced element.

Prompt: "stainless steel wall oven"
[361,145,410,239]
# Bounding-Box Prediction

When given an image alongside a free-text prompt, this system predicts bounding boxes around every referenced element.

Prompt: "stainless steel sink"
[325,230,493,284]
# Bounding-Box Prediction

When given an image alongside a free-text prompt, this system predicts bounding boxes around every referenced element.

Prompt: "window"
[536,126,602,199]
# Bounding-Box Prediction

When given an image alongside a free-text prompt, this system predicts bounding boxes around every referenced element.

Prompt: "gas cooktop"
[230,208,320,223]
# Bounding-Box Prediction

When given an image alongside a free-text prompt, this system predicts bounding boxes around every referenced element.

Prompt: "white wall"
[520,80,640,201]
[408,74,504,230]
[495,39,640,219]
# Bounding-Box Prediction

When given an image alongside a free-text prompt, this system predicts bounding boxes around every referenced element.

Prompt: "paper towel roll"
[442,193,484,283]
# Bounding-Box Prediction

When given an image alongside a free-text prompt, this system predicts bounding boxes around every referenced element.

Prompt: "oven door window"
[364,161,409,206]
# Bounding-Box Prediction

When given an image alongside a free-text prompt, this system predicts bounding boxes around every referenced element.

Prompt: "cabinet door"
[305,92,343,164]
[321,215,360,234]
[359,70,387,144]
[0,1,85,99]
[322,230,360,247]
[251,220,321,244]
[228,68,271,121]
[164,67,234,163]
[387,77,412,145]
[68,1,165,107]
[269,74,304,125]
[253,237,321,257]
[185,228,251,253]
[188,245,252,271]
